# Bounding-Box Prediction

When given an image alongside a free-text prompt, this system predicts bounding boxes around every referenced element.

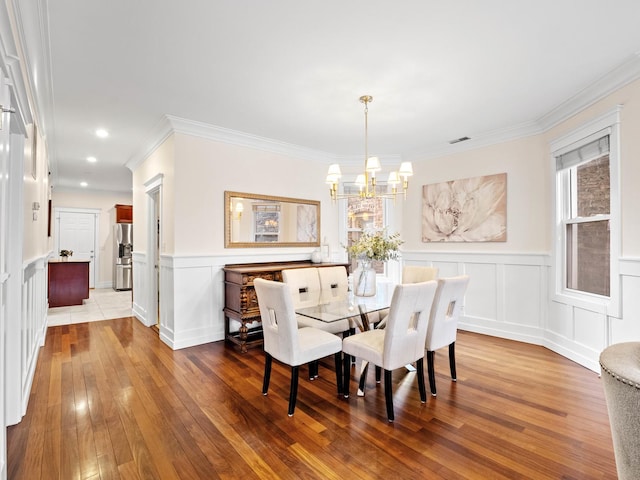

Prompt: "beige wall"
[173,133,331,254]
[133,132,335,257]
[402,135,548,253]
[402,77,640,258]
[51,188,133,287]
[543,77,640,257]
[132,134,175,254]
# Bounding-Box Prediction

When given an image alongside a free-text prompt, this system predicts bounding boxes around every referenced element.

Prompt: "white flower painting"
[422,173,507,242]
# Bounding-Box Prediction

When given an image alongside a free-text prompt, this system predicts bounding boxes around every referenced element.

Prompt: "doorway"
[145,173,163,330]
[55,208,99,288]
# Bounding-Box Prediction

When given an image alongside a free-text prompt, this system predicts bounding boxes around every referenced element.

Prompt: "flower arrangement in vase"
[346,229,403,296]
[59,249,73,261]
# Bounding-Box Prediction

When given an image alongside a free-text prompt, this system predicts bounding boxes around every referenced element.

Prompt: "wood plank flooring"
[7,318,617,479]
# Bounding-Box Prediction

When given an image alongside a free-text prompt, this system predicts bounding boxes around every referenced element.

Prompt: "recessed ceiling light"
[87,156,97,163]
[80,181,88,187]
[95,129,109,138]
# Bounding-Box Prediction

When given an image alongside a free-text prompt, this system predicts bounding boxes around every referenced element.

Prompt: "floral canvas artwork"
[422,173,507,242]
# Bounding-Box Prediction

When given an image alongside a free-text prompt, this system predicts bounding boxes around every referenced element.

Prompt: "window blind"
[556,135,609,170]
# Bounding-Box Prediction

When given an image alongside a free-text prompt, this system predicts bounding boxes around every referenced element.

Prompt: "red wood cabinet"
[115,204,133,223]
[48,260,90,307]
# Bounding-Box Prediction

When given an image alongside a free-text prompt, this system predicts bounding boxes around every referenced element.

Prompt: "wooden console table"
[224,261,349,352]
[48,259,90,307]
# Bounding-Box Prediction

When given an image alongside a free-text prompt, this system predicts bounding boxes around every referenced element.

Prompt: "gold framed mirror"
[224,191,321,248]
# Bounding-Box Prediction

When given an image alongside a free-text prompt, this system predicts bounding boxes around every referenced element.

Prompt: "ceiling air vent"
[449,136,470,144]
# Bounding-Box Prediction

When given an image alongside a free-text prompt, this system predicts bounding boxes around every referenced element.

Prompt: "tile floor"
[47,288,133,326]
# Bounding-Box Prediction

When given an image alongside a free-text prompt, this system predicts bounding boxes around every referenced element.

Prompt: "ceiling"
[32,1,640,193]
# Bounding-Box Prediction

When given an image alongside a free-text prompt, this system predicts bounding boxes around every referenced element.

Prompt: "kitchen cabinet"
[48,260,90,307]
[115,204,133,223]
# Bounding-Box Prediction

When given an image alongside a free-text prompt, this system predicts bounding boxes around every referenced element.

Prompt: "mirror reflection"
[225,191,320,248]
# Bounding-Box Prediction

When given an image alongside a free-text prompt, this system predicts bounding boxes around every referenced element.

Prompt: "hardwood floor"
[7,318,617,479]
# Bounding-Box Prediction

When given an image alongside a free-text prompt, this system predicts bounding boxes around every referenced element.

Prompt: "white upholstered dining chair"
[402,265,439,283]
[282,267,352,379]
[253,278,343,416]
[342,281,438,422]
[376,265,439,329]
[282,267,351,336]
[425,275,470,396]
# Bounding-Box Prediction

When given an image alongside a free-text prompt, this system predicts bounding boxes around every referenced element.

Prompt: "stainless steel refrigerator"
[114,223,133,291]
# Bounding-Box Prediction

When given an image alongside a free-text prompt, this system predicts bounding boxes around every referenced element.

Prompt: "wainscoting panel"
[573,307,607,352]
[404,251,548,345]
[404,252,640,372]
[615,269,640,343]
[128,250,640,372]
[131,252,148,324]
[463,262,499,322]
[22,256,47,415]
[504,263,543,328]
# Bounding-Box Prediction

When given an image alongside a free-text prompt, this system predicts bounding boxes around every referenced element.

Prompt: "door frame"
[54,207,100,288]
[145,174,163,329]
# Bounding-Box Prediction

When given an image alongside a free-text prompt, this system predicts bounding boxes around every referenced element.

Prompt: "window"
[551,106,620,315]
[344,185,387,273]
[253,204,280,242]
[558,136,610,296]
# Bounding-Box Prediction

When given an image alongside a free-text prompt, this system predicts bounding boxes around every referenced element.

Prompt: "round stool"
[600,342,640,480]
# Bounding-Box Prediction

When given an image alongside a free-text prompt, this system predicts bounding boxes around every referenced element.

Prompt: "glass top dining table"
[294,282,398,397]
[294,282,395,331]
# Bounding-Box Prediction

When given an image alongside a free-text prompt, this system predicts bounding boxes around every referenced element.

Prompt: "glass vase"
[353,258,376,297]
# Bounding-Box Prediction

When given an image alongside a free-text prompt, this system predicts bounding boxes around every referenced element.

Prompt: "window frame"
[339,182,395,278]
[550,106,621,317]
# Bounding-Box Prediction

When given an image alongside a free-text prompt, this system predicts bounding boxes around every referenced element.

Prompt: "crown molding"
[126,114,343,170]
[406,54,640,162]
[538,52,640,131]
[405,120,542,162]
[128,54,640,169]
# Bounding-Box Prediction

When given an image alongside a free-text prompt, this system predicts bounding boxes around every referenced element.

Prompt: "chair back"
[382,281,438,370]
[318,266,349,298]
[403,265,438,283]
[253,278,300,365]
[426,275,470,351]
[281,268,321,308]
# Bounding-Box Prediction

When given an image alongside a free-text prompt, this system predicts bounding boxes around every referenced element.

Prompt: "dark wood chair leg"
[358,362,369,394]
[288,366,300,416]
[416,357,426,402]
[342,353,351,398]
[262,353,272,395]
[384,369,394,422]
[375,366,381,383]
[334,352,343,395]
[427,350,437,396]
[308,360,319,380]
[449,342,457,381]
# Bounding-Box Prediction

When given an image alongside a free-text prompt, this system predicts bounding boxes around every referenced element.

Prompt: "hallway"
[47,288,133,326]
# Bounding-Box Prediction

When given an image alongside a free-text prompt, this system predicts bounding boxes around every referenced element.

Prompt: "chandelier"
[326,95,413,201]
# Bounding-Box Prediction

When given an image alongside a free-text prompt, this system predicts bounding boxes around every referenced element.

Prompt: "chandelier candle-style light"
[326,95,413,201]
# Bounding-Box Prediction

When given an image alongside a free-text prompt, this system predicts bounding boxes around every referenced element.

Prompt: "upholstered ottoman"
[600,342,640,480]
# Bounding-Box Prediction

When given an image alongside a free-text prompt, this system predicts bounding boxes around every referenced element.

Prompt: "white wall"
[51,188,133,288]
[22,123,50,262]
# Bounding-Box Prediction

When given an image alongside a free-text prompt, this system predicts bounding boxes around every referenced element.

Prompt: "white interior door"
[57,211,97,288]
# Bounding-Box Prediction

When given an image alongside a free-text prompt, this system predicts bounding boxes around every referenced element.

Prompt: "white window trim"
[550,105,621,317]
[338,180,396,280]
